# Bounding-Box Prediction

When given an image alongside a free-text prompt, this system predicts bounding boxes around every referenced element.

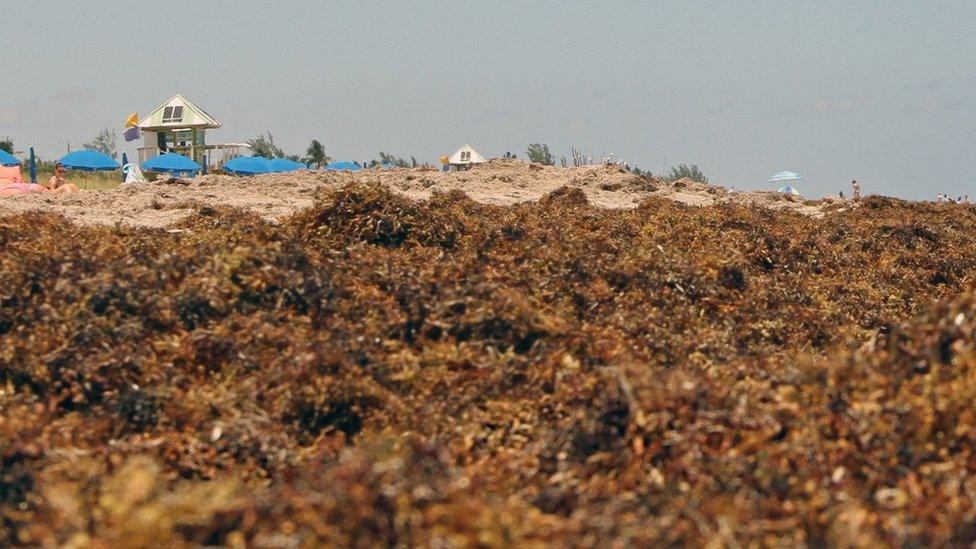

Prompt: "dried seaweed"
[3,185,976,545]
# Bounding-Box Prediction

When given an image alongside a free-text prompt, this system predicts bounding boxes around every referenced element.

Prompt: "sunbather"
[47,162,79,193]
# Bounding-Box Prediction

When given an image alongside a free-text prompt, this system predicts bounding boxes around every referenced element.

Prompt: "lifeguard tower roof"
[138,94,221,131]
[448,144,486,165]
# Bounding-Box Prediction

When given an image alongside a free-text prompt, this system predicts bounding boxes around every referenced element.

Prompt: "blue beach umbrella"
[142,152,202,176]
[325,161,362,171]
[267,158,308,173]
[29,147,37,183]
[0,149,19,167]
[224,156,272,175]
[59,150,119,171]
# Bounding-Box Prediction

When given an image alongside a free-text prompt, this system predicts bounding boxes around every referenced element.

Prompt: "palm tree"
[303,140,330,169]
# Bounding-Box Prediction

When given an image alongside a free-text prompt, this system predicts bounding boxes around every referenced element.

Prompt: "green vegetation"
[40,167,120,189]
[247,132,285,158]
[665,163,708,183]
[246,132,303,161]
[303,140,330,168]
[64,170,121,189]
[83,128,118,159]
[525,143,555,165]
[368,151,417,168]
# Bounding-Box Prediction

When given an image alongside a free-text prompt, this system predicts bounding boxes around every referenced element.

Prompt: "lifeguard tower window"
[162,106,184,123]
[461,151,470,161]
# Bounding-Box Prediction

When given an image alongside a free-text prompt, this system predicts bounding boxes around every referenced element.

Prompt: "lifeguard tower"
[445,144,487,171]
[137,94,247,167]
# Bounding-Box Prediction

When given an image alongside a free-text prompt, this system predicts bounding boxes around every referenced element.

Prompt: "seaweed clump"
[2,186,976,545]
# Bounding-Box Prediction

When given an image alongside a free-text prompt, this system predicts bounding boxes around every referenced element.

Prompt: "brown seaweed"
[2,186,976,545]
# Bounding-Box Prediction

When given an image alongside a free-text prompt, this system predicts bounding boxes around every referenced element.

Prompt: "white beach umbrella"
[767,171,803,184]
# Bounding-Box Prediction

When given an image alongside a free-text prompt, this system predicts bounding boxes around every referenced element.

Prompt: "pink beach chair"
[0,165,48,197]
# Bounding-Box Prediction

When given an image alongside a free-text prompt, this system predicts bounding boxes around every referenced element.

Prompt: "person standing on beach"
[851,179,861,200]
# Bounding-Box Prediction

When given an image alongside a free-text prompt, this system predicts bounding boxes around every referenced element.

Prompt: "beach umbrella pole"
[29,147,37,184]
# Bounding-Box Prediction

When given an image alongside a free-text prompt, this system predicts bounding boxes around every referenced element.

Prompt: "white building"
[446,144,487,171]
[137,94,247,167]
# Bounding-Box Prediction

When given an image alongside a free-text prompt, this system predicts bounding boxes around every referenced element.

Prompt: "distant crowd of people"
[840,180,971,204]
[937,193,971,204]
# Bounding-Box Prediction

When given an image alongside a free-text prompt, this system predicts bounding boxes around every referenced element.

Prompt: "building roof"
[138,94,222,131]
[448,144,486,165]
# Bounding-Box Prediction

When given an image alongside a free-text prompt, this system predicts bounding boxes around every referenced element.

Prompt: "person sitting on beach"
[47,162,79,193]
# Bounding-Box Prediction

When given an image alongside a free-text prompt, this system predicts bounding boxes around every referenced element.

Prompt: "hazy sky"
[4,1,975,198]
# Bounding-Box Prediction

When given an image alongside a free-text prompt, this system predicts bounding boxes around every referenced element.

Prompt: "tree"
[247,132,286,158]
[369,151,411,168]
[525,143,555,165]
[83,128,117,159]
[665,164,708,184]
[303,140,330,168]
[0,138,12,154]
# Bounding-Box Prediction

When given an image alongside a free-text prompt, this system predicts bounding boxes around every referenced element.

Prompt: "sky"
[3,0,975,199]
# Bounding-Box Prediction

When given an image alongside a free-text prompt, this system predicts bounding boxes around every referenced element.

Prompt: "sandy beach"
[0,160,829,227]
